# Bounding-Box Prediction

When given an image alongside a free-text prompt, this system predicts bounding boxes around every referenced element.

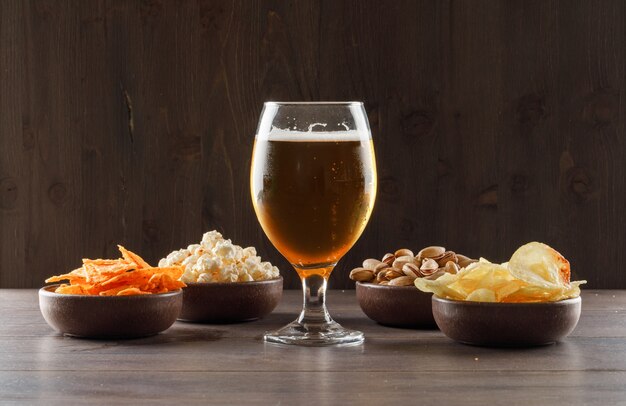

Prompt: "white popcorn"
[214,240,235,260]
[187,244,202,254]
[242,246,257,258]
[197,273,214,283]
[159,230,280,283]
[219,265,239,283]
[201,231,223,249]
[270,266,280,278]
[245,256,261,267]
[233,245,244,261]
[260,262,273,273]
[184,263,195,275]
[248,264,266,281]
[182,254,199,267]
[181,268,198,283]
[239,272,254,282]
[162,249,189,266]
[193,255,221,273]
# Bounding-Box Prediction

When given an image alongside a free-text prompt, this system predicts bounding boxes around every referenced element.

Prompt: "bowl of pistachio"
[353,246,476,328]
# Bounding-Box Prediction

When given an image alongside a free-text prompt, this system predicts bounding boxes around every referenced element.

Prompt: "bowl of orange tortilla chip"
[39,246,186,338]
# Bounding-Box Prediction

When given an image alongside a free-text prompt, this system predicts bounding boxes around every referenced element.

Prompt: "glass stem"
[297,271,333,326]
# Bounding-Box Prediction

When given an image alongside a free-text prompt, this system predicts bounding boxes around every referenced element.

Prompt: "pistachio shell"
[382,253,396,266]
[424,269,446,280]
[417,246,446,259]
[363,258,382,270]
[384,269,404,280]
[373,262,390,275]
[444,261,459,274]
[349,268,375,282]
[388,276,414,286]
[402,263,421,279]
[420,258,439,271]
[457,254,477,268]
[394,248,414,258]
[392,255,414,269]
[436,251,458,267]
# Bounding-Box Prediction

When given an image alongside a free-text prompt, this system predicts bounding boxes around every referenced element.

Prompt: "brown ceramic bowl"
[432,295,582,347]
[39,285,183,339]
[355,282,436,328]
[178,277,283,323]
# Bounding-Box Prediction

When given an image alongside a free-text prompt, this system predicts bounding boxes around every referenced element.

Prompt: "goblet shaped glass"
[250,102,377,346]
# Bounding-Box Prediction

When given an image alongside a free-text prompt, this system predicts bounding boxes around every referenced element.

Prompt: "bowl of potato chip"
[39,246,185,338]
[431,296,581,346]
[352,246,476,328]
[160,231,283,323]
[416,242,586,346]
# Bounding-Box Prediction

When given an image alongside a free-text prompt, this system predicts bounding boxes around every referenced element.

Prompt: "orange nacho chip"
[118,245,151,269]
[115,287,150,296]
[45,246,185,296]
[54,284,88,295]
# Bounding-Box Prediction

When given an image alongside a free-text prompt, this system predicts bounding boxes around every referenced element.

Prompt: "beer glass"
[250,102,377,346]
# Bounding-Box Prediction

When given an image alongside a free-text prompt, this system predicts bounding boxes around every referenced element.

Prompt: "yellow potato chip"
[508,242,571,286]
[466,288,496,302]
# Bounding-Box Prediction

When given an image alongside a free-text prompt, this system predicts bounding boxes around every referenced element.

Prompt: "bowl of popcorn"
[352,246,476,328]
[160,231,283,323]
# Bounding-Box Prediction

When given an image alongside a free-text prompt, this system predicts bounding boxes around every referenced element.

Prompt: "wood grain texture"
[0,0,624,288]
[0,289,625,405]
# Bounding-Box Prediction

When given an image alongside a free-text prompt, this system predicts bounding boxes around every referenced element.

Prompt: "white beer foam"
[262,128,369,142]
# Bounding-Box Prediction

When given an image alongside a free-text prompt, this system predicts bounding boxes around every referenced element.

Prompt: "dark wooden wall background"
[0,0,624,289]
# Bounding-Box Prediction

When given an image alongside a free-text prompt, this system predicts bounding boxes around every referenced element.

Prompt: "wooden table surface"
[1,289,625,405]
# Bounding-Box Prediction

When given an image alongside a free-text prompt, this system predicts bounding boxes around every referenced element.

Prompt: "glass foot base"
[264,320,364,346]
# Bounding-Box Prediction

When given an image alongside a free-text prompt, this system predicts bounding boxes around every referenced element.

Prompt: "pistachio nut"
[388,276,414,286]
[384,269,404,280]
[349,268,375,282]
[444,261,459,274]
[436,251,458,267]
[373,262,390,275]
[456,254,477,268]
[392,255,414,269]
[424,269,446,280]
[402,262,421,279]
[417,246,446,259]
[394,248,414,258]
[363,258,383,270]
[382,253,396,266]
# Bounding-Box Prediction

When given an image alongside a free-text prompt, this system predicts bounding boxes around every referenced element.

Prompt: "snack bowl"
[178,277,283,323]
[432,295,582,347]
[355,282,436,328]
[39,285,183,339]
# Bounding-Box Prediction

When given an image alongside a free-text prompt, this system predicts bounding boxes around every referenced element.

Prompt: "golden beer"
[251,135,377,277]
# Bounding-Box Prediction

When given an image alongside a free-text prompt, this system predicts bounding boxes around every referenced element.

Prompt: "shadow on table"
[131,326,227,344]
[365,335,583,356]
[49,326,227,346]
